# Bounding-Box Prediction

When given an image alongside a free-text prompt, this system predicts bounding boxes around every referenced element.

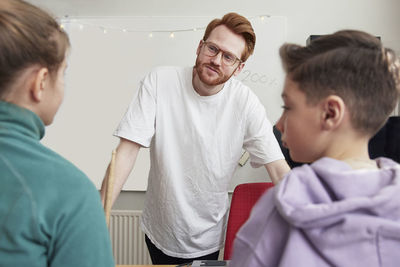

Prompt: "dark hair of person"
[280,30,400,136]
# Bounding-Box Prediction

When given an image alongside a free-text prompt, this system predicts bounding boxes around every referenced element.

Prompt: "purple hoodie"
[230,157,400,267]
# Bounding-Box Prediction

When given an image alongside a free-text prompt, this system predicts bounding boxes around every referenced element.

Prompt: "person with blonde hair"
[0,1,114,266]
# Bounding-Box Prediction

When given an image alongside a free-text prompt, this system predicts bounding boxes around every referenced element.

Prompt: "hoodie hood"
[275,157,400,229]
[230,157,400,267]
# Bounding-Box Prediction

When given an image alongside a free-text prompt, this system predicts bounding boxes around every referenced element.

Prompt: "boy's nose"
[275,116,284,133]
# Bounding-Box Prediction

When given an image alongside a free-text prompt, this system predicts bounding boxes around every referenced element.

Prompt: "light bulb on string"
[60,14,272,38]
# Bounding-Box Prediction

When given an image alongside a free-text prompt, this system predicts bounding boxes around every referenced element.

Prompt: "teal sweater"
[0,101,114,267]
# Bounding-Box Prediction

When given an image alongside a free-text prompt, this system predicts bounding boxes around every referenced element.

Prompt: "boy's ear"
[320,95,345,130]
[31,67,49,102]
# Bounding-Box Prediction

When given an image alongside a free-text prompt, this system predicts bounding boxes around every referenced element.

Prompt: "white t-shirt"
[114,66,284,258]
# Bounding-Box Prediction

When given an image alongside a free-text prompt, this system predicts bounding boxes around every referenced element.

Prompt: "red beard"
[194,58,234,86]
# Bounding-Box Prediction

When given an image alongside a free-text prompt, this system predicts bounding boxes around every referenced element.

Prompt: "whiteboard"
[42,16,287,191]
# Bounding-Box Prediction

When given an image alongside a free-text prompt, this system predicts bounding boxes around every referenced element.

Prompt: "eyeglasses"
[201,41,242,66]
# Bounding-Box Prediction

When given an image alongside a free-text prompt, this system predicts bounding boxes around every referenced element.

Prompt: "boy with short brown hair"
[230,30,400,267]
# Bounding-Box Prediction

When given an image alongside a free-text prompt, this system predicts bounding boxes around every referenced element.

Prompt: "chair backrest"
[224,182,274,260]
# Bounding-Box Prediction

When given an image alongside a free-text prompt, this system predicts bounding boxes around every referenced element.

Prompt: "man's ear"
[320,95,345,130]
[31,67,49,102]
[233,62,245,76]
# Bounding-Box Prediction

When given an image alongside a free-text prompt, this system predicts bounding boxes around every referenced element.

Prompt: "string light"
[61,14,272,37]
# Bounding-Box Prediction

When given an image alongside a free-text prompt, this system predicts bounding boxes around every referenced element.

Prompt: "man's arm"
[264,159,290,185]
[100,138,141,207]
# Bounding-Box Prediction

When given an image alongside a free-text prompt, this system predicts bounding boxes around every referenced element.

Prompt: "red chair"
[224,182,274,260]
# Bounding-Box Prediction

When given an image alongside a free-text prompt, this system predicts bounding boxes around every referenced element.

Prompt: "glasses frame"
[201,41,243,66]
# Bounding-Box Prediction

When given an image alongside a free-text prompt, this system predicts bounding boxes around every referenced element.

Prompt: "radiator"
[109,210,152,265]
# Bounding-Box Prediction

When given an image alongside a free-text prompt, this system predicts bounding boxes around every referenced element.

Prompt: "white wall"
[30,0,400,112]
[31,0,400,53]
[40,15,288,191]
[29,0,400,194]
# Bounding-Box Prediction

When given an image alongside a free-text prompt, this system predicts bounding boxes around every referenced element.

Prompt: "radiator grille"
[109,210,152,265]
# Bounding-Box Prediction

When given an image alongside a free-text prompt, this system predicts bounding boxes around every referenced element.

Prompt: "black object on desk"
[191,260,229,266]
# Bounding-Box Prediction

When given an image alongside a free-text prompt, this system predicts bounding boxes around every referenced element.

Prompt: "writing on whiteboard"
[238,69,279,88]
